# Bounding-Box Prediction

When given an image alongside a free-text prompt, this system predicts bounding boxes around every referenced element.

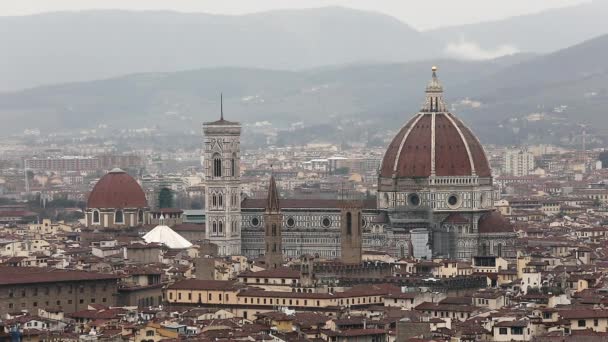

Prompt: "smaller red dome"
[87,168,147,209]
[478,211,513,234]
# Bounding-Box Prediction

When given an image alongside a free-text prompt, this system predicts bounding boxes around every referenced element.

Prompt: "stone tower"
[203,97,242,256]
[300,254,316,288]
[340,202,363,264]
[264,175,283,269]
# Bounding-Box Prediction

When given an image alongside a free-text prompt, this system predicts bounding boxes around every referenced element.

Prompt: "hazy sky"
[2,0,592,30]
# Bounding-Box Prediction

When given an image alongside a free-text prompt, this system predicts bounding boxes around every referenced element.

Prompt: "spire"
[266,174,280,213]
[422,66,447,113]
[220,93,224,121]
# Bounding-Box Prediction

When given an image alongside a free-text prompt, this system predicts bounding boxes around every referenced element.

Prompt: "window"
[213,221,217,235]
[594,319,599,327]
[578,320,586,327]
[346,212,352,235]
[213,153,222,177]
[272,224,277,236]
[146,331,155,337]
[138,210,144,223]
[231,154,236,177]
[512,327,523,335]
[218,194,223,207]
[408,193,421,206]
[93,210,100,224]
[448,194,459,207]
[218,221,223,234]
[115,210,124,224]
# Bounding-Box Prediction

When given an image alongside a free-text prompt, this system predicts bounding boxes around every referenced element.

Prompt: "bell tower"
[264,175,283,268]
[203,95,242,256]
[340,202,363,264]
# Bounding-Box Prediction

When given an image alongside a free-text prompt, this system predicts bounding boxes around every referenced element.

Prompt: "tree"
[158,188,174,208]
[334,167,350,175]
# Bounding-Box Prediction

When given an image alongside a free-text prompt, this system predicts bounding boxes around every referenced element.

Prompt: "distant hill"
[0,34,607,145]
[0,58,523,135]
[3,3,608,92]
[0,7,437,91]
[428,0,608,59]
[457,34,608,128]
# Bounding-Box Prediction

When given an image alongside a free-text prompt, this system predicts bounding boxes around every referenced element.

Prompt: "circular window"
[251,217,260,227]
[447,194,460,208]
[322,217,331,228]
[408,193,421,206]
[286,217,295,227]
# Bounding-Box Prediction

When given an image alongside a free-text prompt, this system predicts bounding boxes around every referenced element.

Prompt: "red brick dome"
[477,211,513,234]
[380,68,491,179]
[87,168,147,209]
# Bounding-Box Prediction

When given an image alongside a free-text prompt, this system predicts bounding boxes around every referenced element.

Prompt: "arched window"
[231,156,236,177]
[346,212,352,235]
[218,221,223,234]
[138,210,144,224]
[92,210,100,224]
[115,210,124,224]
[212,194,217,207]
[213,153,222,177]
[497,243,503,257]
[218,194,223,207]
[212,222,217,235]
[272,224,277,236]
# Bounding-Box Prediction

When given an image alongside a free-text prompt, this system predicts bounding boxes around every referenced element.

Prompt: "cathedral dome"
[477,211,514,234]
[379,67,491,179]
[87,168,147,209]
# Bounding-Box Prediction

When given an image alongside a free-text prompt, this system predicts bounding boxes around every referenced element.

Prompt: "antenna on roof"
[220,93,224,121]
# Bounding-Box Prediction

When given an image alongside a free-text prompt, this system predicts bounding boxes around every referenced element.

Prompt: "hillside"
[428,0,608,58]
[0,58,522,135]
[0,34,607,145]
[0,7,437,91]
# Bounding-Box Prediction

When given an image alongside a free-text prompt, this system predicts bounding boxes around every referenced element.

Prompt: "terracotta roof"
[167,279,240,291]
[380,112,491,179]
[478,210,514,234]
[560,309,608,319]
[444,213,471,224]
[87,169,147,209]
[0,267,119,286]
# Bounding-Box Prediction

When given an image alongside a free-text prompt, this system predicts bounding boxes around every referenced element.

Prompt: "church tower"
[203,96,242,256]
[340,202,363,264]
[264,175,283,268]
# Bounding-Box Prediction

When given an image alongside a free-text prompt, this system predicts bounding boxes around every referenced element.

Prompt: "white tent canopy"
[142,224,193,249]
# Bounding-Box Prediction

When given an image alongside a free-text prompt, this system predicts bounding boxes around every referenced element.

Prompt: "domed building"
[377,67,515,259]
[85,168,150,229]
[239,67,515,261]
